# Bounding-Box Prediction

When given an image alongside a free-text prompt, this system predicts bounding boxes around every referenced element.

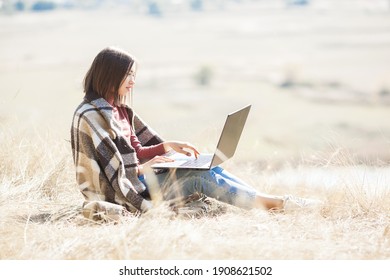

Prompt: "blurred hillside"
[1,0,390,14]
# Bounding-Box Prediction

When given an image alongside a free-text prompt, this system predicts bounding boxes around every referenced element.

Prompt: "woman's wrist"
[163,141,172,153]
[137,165,144,176]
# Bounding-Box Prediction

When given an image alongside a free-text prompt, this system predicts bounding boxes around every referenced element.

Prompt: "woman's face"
[118,67,136,97]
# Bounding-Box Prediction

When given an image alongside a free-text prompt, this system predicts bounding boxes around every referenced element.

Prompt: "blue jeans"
[140,166,257,209]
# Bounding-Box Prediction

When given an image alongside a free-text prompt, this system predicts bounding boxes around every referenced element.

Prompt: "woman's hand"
[137,141,200,175]
[163,141,200,158]
[138,155,174,175]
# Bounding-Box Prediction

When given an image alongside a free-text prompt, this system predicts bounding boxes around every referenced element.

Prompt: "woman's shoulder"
[74,101,97,117]
[75,97,112,116]
[73,100,112,129]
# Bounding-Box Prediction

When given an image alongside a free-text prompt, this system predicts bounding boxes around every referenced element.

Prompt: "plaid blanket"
[71,91,163,216]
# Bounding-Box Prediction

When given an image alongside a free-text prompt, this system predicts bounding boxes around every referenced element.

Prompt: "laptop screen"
[211,105,251,166]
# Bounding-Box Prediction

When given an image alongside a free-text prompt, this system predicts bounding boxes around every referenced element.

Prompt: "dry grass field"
[1,1,390,260]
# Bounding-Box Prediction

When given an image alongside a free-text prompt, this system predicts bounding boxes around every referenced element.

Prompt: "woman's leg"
[152,166,284,210]
[209,167,284,210]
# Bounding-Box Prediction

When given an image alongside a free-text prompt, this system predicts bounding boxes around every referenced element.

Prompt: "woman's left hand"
[164,141,200,158]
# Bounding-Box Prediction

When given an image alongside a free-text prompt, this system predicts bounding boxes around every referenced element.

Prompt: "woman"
[71,47,321,221]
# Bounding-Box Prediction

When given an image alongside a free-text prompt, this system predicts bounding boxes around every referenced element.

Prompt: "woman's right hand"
[138,155,174,175]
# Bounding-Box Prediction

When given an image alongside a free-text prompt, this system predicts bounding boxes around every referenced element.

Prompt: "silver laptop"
[151,104,251,170]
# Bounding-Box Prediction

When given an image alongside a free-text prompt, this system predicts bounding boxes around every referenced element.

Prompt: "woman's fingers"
[178,142,200,157]
[187,145,200,158]
[187,144,200,158]
[165,141,201,158]
[154,156,174,163]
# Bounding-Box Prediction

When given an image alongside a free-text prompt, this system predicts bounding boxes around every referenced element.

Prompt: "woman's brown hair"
[83,47,135,104]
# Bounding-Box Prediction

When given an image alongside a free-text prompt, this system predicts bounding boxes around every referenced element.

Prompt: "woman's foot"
[282,195,324,211]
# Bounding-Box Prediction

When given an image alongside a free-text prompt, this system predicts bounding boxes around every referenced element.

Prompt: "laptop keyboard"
[180,155,212,167]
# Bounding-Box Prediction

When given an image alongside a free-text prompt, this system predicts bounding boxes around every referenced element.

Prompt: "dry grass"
[1,122,389,260]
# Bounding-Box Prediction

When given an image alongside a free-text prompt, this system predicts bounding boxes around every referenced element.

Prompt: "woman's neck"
[107,96,115,106]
